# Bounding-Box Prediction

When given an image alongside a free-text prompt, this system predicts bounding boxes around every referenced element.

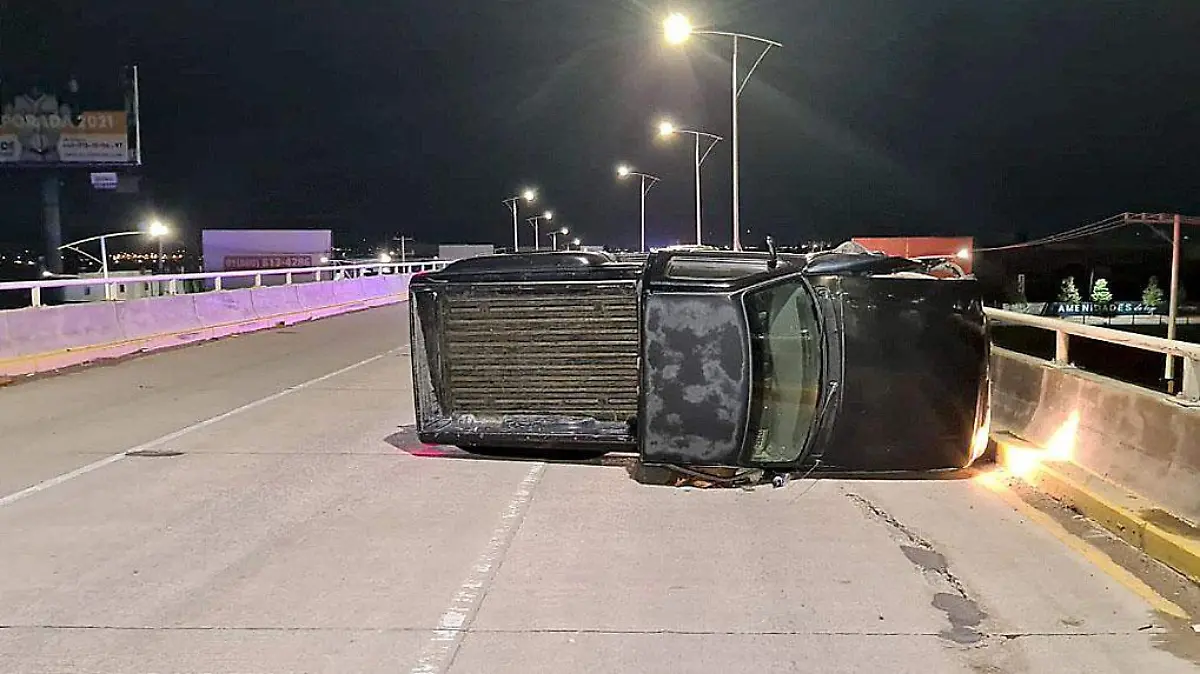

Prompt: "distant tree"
[1058,277,1081,303]
[1142,277,1165,307]
[1090,278,1113,304]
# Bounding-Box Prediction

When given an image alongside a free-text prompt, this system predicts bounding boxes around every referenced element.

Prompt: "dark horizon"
[1,1,1199,253]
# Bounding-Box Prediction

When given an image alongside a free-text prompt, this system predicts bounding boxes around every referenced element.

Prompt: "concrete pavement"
[1,304,1197,673]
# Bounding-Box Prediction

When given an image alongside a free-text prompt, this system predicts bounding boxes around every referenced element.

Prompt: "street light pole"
[503,189,537,253]
[550,227,569,250]
[664,14,780,251]
[526,211,553,251]
[694,135,701,245]
[617,165,660,252]
[659,121,722,246]
[100,236,110,297]
[731,34,740,251]
[57,226,170,300]
[640,175,650,253]
[509,201,519,251]
[148,219,170,276]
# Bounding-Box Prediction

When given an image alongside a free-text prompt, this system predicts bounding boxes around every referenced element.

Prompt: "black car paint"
[409,249,990,470]
[809,274,990,470]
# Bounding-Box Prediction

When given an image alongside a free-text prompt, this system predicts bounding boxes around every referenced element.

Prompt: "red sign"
[223,254,314,271]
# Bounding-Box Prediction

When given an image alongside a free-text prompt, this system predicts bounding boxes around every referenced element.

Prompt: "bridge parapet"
[986,308,1200,524]
[0,261,447,378]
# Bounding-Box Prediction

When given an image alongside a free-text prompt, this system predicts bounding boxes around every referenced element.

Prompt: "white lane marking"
[0,350,396,508]
[409,461,546,674]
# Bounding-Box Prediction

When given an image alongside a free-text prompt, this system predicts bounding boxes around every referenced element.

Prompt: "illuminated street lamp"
[658,118,723,246]
[57,221,172,299]
[526,211,554,251]
[617,164,660,253]
[503,188,537,251]
[147,219,170,273]
[549,226,570,250]
[664,12,781,251]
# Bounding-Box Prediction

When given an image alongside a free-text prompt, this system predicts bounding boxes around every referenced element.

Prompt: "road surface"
[1,304,1197,673]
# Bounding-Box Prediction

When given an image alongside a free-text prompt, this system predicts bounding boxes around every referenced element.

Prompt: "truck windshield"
[744,279,823,464]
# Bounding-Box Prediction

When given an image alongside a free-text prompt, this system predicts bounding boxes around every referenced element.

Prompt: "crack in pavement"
[845,491,988,646]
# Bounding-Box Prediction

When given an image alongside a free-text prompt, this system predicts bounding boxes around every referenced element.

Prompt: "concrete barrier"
[362,274,410,300]
[248,285,304,324]
[0,275,411,378]
[193,291,260,329]
[117,294,204,342]
[991,347,1200,524]
[0,311,13,364]
[294,281,337,311]
[331,277,367,304]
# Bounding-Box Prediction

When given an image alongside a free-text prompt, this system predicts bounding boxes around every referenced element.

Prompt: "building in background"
[852,236,975,275]
[437,244,495,261]
[61,271,165,303]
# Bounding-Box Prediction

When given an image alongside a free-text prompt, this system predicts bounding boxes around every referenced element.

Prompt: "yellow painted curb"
[994,433,1200,585]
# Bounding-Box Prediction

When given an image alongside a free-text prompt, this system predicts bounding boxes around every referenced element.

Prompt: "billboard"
[201,230,333,273]
[0,68,140,167]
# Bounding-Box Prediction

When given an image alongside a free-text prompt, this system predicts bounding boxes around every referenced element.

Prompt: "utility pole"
[1166,214,1182,392]
[1120,212,1197,394]
[394,236,415,264]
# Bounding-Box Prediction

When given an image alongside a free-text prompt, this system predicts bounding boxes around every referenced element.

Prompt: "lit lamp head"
[658,120,676,137]
[664,13,693,44]
[147,220,170,238]
[572,238,581,246]
[379,252,393,263]
[543,211,554,221]
[559,227,569,235]
[522,188,536,202]
[617,164,632,178]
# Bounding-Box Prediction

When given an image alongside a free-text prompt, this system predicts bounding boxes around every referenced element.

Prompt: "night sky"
[2,1,1199,252]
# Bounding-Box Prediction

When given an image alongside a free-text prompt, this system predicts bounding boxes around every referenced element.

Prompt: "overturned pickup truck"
[409,242,991,472]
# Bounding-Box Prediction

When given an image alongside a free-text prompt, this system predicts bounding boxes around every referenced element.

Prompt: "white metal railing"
[0,260,448,310]
[985,307,1200,403]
